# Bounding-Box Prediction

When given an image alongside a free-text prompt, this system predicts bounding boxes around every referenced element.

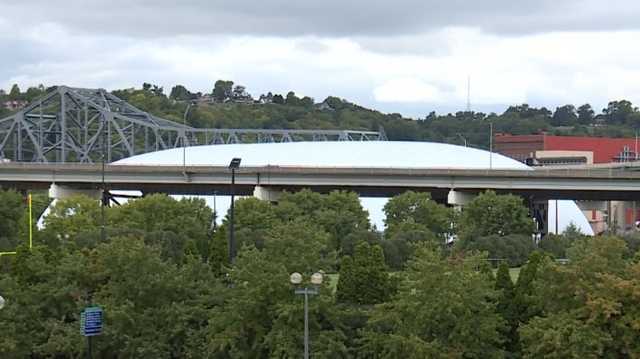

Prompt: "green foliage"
[495,262,518,356]
[274,190,370,254]
[336,242,392,305]
[0,238,221,358]
[384,191,452,239]
[538,223,585,258]
[381,191,452,269]
[4,179,640,357]
[360,246,505,358]
[212,80,234,101]
[169,84,193,101]
[0,189,25,251]
[520,237,640,357]
[459,191,535,240]
[460,234,536,266]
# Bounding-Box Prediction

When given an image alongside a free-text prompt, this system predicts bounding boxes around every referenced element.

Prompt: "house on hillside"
[258,92,274,104]
[2,100,28,111]
[315,100,334,111]
[231,85,253,104]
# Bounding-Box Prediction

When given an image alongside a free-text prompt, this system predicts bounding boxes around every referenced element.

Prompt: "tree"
[110,194,213,262]
[300,96,314,107]
[274,190,370,253]
[458,191,534,241]
[169,85,192,101]
[360,246,505,358]
[384,191,452,240]
[336,242,392,305]
[232,85,250,100]
[218,197,278,250]
[0,189,25,252]
[8,84,21,100]
[41,195,102,247]
[495,262,518,355]
[551,105,577,126]
[520,237,640,357]
[207,245,347,358]
[272,93,285,104]
[285,91,301,106]
[538,223,584,259]
[602,100,637,125]
[24,86,45,102]
[212,80,234,102]
[577,104,595,124]
[460,234,536,266]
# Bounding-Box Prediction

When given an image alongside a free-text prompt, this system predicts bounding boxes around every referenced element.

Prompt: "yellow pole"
[28,193,33,250]
[0,252,17,257]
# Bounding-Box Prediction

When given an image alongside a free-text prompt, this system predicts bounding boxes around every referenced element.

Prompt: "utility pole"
[466,75,471,112]
[489,122,493,169]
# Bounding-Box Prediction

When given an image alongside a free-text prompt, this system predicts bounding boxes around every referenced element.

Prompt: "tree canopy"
[0,187,638,357]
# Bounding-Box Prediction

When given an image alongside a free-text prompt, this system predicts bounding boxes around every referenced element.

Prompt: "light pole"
[456,133,467,147]
[228,157,241,263]
[182,102,195,174]
[290,272,324,359]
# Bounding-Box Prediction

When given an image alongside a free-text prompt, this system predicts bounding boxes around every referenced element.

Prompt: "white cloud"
[3,16,640,117]
[374,78,444,103]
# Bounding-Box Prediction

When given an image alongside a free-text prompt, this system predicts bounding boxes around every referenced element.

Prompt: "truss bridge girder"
[0,86,387,163]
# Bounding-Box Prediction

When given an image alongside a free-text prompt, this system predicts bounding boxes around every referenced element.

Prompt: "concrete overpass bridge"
[2,163,640,201]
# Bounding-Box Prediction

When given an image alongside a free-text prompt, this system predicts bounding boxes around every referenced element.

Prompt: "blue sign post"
[81,306,103,358]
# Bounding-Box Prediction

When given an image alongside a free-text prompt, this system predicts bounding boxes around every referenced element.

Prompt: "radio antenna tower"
[466,75,471,112]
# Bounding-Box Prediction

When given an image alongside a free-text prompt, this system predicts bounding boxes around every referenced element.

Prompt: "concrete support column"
[447,189,475,210]
[49,184,102,201]
[253,185,282,202]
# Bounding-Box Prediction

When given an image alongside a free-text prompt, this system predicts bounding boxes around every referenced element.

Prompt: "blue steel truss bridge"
[0,86,386,163]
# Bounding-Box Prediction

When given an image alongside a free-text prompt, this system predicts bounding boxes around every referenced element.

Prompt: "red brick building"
[495,133,640,164]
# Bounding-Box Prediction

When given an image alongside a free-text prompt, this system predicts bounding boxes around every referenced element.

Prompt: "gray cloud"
[1,0,639,38]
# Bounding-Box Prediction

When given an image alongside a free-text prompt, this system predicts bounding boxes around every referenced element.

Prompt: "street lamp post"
[290,272,324,359]
[228,158,242,263]
[456,133,467,147]
[182,102,195,174]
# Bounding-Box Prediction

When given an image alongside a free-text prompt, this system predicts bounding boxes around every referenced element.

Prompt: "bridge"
[0,86,386,163]
[2,163,640,201]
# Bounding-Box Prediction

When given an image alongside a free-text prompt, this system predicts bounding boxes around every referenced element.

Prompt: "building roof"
[115,141,592,235]
[116,141,529,169]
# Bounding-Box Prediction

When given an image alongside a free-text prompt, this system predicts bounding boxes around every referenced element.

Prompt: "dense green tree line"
[5,82,640,150]
[1,186,640,357]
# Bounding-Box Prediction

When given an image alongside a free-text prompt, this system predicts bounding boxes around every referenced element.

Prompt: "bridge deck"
[2,163,640,200]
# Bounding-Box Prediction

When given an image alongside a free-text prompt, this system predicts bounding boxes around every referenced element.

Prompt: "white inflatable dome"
[114,141,593,235]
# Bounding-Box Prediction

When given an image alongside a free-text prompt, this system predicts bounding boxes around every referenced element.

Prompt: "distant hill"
[3,81,640,150]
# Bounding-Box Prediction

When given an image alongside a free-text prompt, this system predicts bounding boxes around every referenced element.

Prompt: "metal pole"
[28,193,33,250]
[304,289,309,359]
[555,199,559,234]
[229,169,236,263]
[87,336,92,359]
[101,116,106,243]
[182,103,192,174]
[489,122,493,169]
[213,191,217,230]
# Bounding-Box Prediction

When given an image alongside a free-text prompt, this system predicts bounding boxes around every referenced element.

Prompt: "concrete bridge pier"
[446,189,476,210]
[49,184,102,201]
[253,185,282,202]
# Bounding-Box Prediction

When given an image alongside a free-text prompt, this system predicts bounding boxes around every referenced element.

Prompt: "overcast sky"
[2,0,640,117]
